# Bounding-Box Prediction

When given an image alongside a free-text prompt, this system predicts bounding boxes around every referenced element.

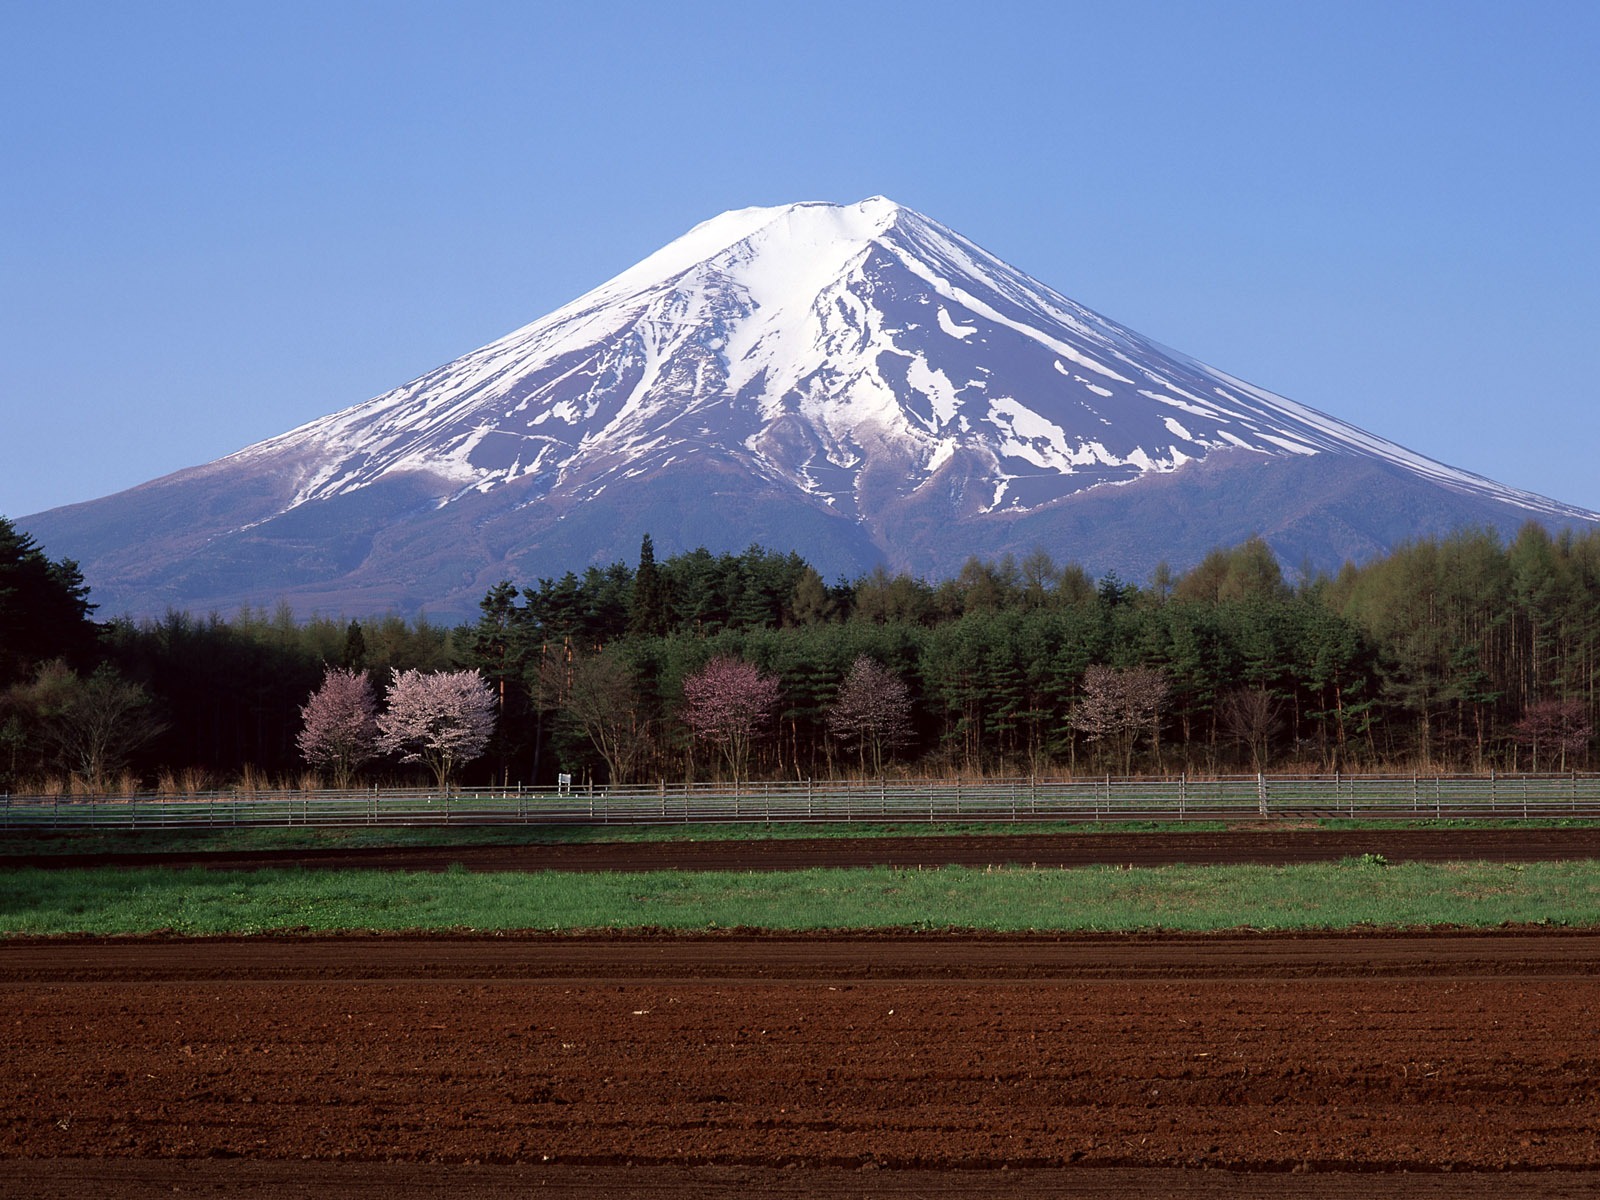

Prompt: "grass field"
[4,856,1597,936]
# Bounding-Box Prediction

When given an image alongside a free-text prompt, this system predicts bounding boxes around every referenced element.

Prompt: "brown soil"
[5,932,1600,1198]
[13,824,1600,873]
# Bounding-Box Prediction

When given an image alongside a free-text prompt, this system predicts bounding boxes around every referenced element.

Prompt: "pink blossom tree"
[827,655,912,775]
[376,668,497,789]
[1513,698,1593,773]
[296,667,379,788]
[1070,664,1170,774]
[680,656,780,784]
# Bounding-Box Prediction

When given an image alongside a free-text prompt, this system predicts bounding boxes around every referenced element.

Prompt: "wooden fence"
[5,773,1600,831]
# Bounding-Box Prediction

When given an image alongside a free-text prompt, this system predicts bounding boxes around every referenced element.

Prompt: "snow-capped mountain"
[23,197,1600,619]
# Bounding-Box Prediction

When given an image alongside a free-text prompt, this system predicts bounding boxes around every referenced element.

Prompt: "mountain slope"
[23,197,1599,619]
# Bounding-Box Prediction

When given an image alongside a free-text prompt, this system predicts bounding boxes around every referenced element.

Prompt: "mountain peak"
[592,196,908,306]
[23,199,1599,619]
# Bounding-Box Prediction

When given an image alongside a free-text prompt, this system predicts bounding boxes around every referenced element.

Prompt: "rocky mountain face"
[23,197,1599,619]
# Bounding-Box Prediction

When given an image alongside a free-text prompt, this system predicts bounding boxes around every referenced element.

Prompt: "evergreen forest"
[2,516,1597,791]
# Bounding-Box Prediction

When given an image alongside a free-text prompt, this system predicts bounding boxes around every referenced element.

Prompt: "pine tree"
[0,517,98,685]
[628,535,666,638]
[339,620,367,670]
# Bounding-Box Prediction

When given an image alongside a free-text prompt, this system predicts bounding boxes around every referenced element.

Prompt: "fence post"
[1257,772,1267,818]
[1179,772,1186,821]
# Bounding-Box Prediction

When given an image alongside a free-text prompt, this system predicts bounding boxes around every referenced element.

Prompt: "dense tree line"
[450,528,1597,784]
[1,581,457,789]
[1,519,1596,791]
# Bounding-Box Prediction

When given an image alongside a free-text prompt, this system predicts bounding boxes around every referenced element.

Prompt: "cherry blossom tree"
[827,655,912,775]
[680,656,780,784]
[1070,664,1169,774]
[1512,698,1593,773]
[296,667,379,788]
[377,668,497,789]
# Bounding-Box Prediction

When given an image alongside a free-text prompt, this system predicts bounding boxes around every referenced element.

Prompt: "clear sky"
[5,0,1598,523]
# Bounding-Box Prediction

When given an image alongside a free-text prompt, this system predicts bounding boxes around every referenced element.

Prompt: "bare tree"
[376,668,496,789]
[1070,664,1169,774]
[296,667,379,788]
[1219,686,1284,772]
[547,648,654,784]
[6,660,165,790]
[827,655,912,775]
[680,656,780,784]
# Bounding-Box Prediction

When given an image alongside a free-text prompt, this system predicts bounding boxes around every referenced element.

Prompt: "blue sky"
[5,0,1598,522]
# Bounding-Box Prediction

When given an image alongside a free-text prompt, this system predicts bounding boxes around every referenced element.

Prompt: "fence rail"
[6,773,1600,831]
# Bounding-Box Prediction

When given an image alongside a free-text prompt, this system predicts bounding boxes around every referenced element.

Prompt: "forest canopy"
[2,521,1596,791]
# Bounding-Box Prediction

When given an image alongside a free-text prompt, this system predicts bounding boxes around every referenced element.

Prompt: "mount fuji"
[23,197,1600,619]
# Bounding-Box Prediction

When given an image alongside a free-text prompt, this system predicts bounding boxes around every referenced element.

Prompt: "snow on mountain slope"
[226,197,1592,530]
[22,197,1599,620]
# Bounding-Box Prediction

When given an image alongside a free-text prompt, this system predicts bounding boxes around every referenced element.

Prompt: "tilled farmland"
[5,833,1600,1197]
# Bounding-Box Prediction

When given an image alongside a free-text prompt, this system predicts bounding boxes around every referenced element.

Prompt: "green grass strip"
[4,858,1600,935]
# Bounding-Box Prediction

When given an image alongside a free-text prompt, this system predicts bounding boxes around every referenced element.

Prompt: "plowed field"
[7,829,1600,1196]
[5,932,1600,1198]
[15,824,1600,873]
